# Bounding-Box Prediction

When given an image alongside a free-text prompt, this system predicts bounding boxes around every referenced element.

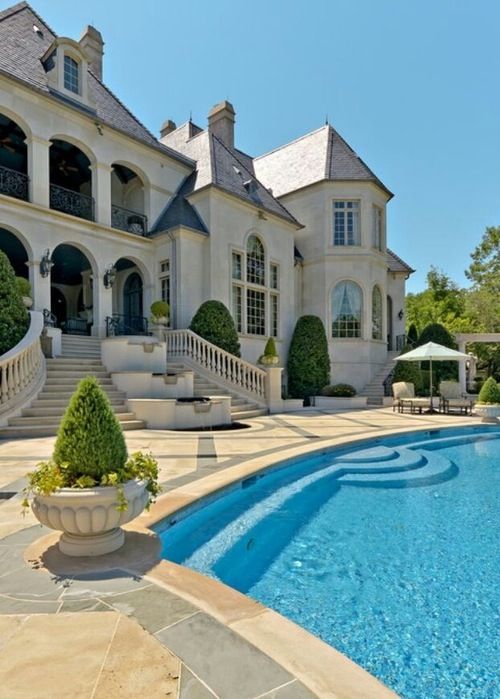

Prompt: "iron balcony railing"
[0,164,29,201]
[106,314,149,337]
[111,204,147,236]
[50,183,94,221]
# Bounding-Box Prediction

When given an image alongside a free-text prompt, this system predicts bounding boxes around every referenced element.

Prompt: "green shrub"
[15,276,31,298]
[150,300,169,318]
[24,377,160,510]
[477,376,500,404]
[0,251,29,355]
[287,315,330,399]
[190,300,240,357]
[263,337,278,357]
[393,346,423,393]
[407,323,418,347]
[321,383,356,397]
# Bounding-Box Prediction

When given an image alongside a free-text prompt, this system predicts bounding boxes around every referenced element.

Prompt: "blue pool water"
[158,427,500,698]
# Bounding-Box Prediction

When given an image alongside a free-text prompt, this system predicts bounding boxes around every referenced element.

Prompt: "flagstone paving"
[0,408,478,698]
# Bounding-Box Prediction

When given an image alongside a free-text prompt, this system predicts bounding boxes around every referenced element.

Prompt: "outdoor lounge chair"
[439,381,474,415]
[392,381,432,414]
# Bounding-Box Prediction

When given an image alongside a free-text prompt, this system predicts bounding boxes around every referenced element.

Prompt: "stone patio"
[0,408,478,698]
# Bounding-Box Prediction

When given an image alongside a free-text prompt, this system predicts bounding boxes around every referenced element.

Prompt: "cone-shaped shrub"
[477,376,500,404]
[263,337,278,357]
[53,376,127,480]
[287,315,330,399]
[190,300,240,357]
[407,323,418,347]
[0,251,29,355]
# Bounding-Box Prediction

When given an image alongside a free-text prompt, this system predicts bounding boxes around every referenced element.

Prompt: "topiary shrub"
[263,337,278,357]
[15,276,31,298]
[321,383,356,397]
[477,376,500,404]
[190,300,240,357]
[150,300,169,320]
[0,251,29,355]
[287,315,330,399]
[407,323,418,347]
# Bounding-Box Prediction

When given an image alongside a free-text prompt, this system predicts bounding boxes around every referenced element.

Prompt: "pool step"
[337,451,457,488]
[333,447,426,474]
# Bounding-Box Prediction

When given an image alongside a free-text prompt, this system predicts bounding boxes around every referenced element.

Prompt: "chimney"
[207,100,235,149]
[160,119,177,138]
[79,26,104,80]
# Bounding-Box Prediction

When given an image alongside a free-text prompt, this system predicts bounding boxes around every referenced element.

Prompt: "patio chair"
[439,381,474,415]
[392,382,432,414]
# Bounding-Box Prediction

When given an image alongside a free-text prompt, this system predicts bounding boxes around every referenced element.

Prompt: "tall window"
[332,281,363,338]
[230,236,280,337]
[372,285,383,340]
[373,206,383,250]
[159,259,170,316]
[64,55,79,94]
[333,201,360,246]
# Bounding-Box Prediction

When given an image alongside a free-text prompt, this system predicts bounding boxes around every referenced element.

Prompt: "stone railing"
[0,311,45,424]
[165,329,267,404]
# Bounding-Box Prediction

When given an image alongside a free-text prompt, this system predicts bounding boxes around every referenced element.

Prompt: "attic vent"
[243,179,258,194]
[33,24,43,37]
[232,166,241,176]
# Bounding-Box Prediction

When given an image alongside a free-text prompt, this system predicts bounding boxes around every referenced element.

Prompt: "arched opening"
[332,281,363,338]
[0,113,28,201]
[0,228,29,279]
[111,164,147,235]
[51,243,94,334]
[372,285,383,340]
[107,259,147,335]
[49,139,93,220]
[387,295,393,349]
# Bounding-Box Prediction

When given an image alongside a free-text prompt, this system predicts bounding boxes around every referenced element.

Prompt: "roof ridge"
[0,2,56,38]
[255,124,328,161]
[327,123,381,183]
[325,126,334,179]
[387,248,415,274]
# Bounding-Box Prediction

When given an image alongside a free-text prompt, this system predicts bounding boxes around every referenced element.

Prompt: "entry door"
[123,272,143,332]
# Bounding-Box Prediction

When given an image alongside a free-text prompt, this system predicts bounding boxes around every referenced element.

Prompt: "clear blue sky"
[9,0,500,292]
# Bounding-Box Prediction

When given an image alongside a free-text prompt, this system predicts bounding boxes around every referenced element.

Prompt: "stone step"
[231,408,267,420]
[22,405,130,417]
[44,377,114,386]
[31,396,126,408]
[36,389,126,400]
[9,411,138,426]
[46,370,110,379]
[0,419,145,439]
[46,358,103,367]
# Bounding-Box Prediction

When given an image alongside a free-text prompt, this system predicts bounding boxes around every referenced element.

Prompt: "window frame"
[333,200,361,247]
[64,54,80,95]
[331,280,363,339]
[158,259,171,325]
[372,205,383,251]
[371,284,383,340]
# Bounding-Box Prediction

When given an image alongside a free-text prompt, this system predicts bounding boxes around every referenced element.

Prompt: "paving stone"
[58,598,110,613]
[60,569,151,599]
[156,612,292,699]
[180,666,217,698]
[259,679,319,698]
[0,566,68,599]
[0,595,61,614]
[105,583,197,633]
[0,524,47,546]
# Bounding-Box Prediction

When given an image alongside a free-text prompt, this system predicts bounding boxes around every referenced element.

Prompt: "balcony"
[50,183,94,221]
[0,164,29,201]
[111,204,147,236]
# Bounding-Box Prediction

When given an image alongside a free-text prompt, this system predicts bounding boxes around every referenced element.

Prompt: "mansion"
[0,1,413,392]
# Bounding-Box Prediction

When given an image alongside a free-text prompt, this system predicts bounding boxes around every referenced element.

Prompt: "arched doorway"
[0,228,29,278]
[49,139,93,220]
[51,244,93,334]
[0,113,28,201]
[123,272,144,333]
[111,163,147,234]
[387,295,393,350]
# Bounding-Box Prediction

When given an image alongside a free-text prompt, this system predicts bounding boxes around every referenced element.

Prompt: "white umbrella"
[393,341,470,407]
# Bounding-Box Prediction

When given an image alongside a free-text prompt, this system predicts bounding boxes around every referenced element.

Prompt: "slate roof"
[387,249,414,275]
[254,125,392,199]
[0,2,192,166]
[151,172,208,235]
[162,122,300,227]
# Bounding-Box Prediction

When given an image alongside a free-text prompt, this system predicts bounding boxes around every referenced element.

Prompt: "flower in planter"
[150,300,170,324]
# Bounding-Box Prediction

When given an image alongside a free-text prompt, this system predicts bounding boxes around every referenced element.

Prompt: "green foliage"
[406,267,468,335]
[263,337,278,357]
[407,323,418,347]
[477,376,500,405]
[150,300,169,318]
[190,300,240,357]
[0,251,29,355]
[466,226,500,294]
[416,322,458,384]
[287,315,330,398]
[321,383,356,397]
[23,377,160,510]
[393,357,423,394]
[15,276,31,298]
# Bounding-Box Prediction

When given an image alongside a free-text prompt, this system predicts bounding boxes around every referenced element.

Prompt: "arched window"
[246,235,265,286]
[332,281,363,338]
[64,55,79,94]
[372,285,383,340]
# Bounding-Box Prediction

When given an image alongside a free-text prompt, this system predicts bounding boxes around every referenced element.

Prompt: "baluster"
[0,366,7,404]
[7,360,15,399]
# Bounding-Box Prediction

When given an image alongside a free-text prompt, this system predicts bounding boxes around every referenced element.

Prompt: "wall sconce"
[39,249,54,278]
[103,264,117,289]
[398,309,404,320]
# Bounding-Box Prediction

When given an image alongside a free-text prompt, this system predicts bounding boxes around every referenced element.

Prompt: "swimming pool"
[157,426,500,698]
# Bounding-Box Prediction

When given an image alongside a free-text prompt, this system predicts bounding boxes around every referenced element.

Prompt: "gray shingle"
[151,172,208,235]
[387,248,414,274]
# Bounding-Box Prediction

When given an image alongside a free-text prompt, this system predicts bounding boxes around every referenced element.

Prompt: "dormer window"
[64,55,79,94]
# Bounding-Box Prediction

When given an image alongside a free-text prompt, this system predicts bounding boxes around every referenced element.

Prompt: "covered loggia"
[106,258,147,335]
[0,112,29,201]
[111,163,147,235]
[0,227,29,279]
[49,139,94,220]
[50,243,94,334]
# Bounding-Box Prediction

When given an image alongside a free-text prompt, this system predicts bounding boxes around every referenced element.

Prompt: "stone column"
[27,260,51,313]
[28,136,50,207]
[94,162,112,227]
[458,341,467,393]
[93,273,113,338]
[265,366,284,413]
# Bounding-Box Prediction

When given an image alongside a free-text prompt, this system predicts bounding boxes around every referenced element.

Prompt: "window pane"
[232,252,242,280]
[246,289,265,335]
[160,260,170,274]
[333,201,360,246]
[232,285,242,332]
[270,264,279,290]
[246,235,265,285]
[332,281,362,338]
[373,207,382,250]
[64,55,79,94]
[372,285,383,339]
[271,294,279,337]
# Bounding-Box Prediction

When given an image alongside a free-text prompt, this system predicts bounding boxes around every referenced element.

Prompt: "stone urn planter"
[22,296,33,308]
[259,354,280,366]
[31,479,149,557]
[474,404,500,423]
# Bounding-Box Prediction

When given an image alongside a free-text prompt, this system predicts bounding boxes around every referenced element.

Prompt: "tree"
[287,316,330,399]
[405,267,467,335]
[407,323,419,347]
[417,323,459,386]
[466,226,500,294]
[189,300,240,357]
[0,251,29,355]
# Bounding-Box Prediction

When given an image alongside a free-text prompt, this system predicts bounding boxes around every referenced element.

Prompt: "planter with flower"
[474,376,500,423]
[23,376,160,557]
[150,300,170,326]
[258,338,280,366]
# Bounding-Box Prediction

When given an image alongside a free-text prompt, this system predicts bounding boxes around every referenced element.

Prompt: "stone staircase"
[0,338,145,439]
[168,362,268,421]
[360,351,399,406]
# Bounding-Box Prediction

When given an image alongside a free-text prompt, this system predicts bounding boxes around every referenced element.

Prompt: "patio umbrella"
[393,341,470,408]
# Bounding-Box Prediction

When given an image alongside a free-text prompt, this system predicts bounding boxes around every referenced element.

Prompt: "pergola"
[455,333,500,392]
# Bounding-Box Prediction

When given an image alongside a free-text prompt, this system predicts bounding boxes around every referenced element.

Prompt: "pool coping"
[135,417,482,698]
